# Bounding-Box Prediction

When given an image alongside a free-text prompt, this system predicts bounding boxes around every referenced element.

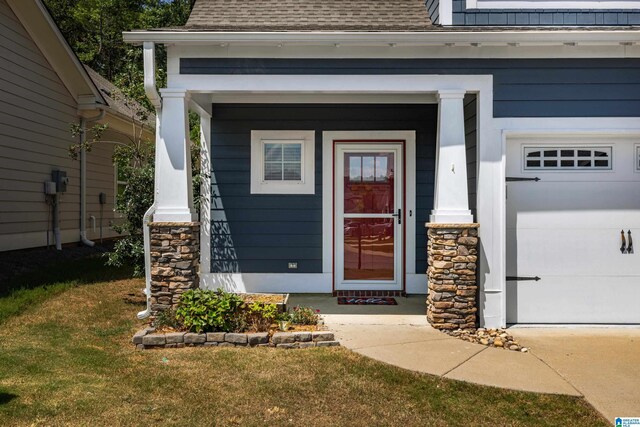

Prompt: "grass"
[0,256,131,324]
[0,262,608,426]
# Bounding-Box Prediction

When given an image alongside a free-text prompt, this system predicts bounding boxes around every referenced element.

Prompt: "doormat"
[337,297,397,305]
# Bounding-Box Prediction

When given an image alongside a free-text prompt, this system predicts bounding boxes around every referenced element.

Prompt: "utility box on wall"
[51,170,68,193]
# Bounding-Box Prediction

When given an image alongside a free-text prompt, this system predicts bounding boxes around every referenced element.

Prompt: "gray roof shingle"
[85,66,155,127]
[183,0,433,32]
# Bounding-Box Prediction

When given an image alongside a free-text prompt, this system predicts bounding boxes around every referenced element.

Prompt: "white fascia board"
[123,30,640,46]
[469,0,640,9]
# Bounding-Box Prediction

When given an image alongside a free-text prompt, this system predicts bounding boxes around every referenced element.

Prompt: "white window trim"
[114,161,127,214]
[466,0,640,9]
[250,130,315,194]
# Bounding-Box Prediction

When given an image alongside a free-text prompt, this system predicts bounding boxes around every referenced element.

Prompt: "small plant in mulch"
[154,288,322,335]
[290,306,321,326]
[275,306,322,332]
[154,308,182,332]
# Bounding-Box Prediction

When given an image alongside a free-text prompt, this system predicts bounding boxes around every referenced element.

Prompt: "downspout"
[79,108,106,247]
[138,41,162,320]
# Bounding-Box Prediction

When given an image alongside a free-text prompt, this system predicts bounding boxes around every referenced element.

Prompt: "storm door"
[334,143,404,290]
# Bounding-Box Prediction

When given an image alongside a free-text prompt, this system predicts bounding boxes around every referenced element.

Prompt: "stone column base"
[149,222,200,315]
[426,223,479,330]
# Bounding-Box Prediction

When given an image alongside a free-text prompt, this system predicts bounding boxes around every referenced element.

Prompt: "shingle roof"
[84,66,155,127]
[183,0,433,32]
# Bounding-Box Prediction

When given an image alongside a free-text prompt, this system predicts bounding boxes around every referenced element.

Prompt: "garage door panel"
[507,182,640,229]
[508,228,640,276]
[507,276,640,324]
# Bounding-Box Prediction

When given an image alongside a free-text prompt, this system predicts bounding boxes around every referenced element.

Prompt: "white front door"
[334,143,404,291]
[506,138,640,324]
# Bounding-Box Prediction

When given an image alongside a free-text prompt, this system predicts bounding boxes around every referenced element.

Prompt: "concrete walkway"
[289,294,640,423]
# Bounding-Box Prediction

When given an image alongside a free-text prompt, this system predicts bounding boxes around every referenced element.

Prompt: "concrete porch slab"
[288,294,429,326]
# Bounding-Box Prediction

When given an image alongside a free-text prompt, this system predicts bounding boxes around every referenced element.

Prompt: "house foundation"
[426,223,479,330]
[149,222,200,314]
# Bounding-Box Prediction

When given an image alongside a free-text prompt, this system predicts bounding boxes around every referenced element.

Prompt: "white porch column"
[198,111,212,277]
[154,88,196,222]
[430,90,473,224]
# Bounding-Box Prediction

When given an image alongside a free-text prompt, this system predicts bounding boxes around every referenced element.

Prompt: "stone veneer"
[426,223,479,330]
[149,222,200,315]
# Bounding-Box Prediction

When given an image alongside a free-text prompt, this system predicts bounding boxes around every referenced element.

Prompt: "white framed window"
[250,130,315,194]
[523,146,612,170]
[114,160,127,210]
[636,145,640,172]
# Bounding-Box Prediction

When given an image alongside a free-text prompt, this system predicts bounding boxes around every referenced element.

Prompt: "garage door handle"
[506,276,541,281]
[627,230,633,254]
[506,177,541,182]
[621,230,627,254]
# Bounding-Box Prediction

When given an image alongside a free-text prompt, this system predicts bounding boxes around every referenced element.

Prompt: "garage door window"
[524,147,612,170]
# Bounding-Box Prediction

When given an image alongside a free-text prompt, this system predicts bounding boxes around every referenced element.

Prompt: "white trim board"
[467,0,640,8]
[200,272,428,294]
[169,74,493,94]
[322,131,417,292]
[201,273,333,293]
[166,45,640,65]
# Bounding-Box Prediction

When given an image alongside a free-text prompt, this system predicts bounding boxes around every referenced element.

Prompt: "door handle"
[391,208,402,225]
[620,229,627,254]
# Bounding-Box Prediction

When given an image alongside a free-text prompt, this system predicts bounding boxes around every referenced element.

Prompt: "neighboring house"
[124,0,640,328]
[0,0,154,252]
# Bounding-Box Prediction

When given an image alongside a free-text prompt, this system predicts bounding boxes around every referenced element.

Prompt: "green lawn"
[0,260,607,426]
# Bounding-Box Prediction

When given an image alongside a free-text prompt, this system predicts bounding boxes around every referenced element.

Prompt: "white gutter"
[124,30,640,46]
[79,108,106,247]
[138,41,161,320]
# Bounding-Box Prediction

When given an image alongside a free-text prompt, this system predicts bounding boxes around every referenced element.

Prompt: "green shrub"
[244,302,279,332]
[290,306,320,325]
[175,288,243,333]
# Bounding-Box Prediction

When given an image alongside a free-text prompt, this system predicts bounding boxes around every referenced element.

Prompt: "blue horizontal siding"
[182,58,640,118]
[450,0,640,25]
[210,104,437,274]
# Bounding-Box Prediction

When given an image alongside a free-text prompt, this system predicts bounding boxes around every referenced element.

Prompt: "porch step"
[333,290,406,298]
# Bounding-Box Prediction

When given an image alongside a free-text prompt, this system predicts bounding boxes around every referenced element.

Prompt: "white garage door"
[506,138,640,324]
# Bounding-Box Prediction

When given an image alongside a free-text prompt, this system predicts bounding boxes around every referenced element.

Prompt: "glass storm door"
[335,144,403,290]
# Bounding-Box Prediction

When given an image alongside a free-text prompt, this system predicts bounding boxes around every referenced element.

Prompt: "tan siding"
[0,1,148,250]
[0,0,80,250]
[84,127,129,241]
